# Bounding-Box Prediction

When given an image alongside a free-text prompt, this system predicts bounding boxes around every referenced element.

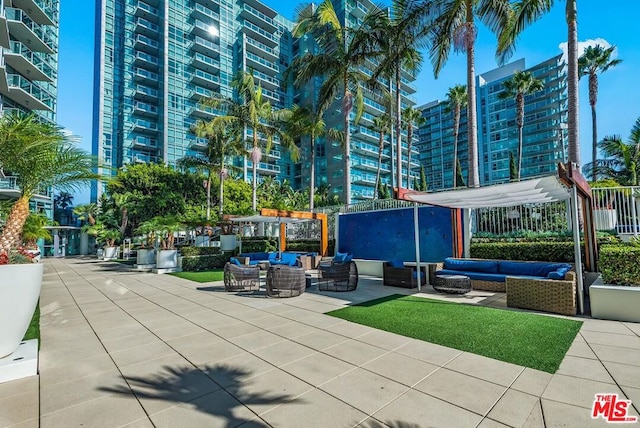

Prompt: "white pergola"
[399,175,586,314]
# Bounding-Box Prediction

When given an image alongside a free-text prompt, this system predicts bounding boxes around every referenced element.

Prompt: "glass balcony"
[135,1,159,22]
[192,35,219,55]
[134,17,159,37]
[132,135,158,148]
[192,3,219,22]
[11,0,57,26]
[133,67,159,85]
[243,20,278,47]
[191,68,220,88]
[247,161,280,174]
[240,4,277,33]
[133,101,158,117]
[134,34,159,54]
[134,51,160,69]
[251,69,278,90]
[6,73,54,111]
[134,84,159,101]
[6,8,55,53]
[245,36,278,61]
[245,51,277,74]
[191,52,220,73]
[133,119,159,133]
[0,175,51,199]
[5,41,55,81]
[190,85,213,100]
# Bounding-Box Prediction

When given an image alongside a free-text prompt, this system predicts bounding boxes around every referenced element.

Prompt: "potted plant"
[154,215,182,271]
[20,213,51,263]
[135,219,159,267]
[101,229,121,260]
[0,113,98,358]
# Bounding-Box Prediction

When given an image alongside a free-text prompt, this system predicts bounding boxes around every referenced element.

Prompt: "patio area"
[1,257,639,427]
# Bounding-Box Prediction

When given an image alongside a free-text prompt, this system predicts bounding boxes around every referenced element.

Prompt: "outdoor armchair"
[223,262,260,292]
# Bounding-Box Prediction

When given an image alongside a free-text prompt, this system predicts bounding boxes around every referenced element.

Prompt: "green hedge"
[470,242,576,262]
[181,254,229,271]
[179,246,221,257]
[240,237,278,252]
[286,239,335,254]
[599,245,640,286]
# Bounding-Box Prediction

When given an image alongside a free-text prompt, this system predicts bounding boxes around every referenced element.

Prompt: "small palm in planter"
[135,219,160,266]
[21,213,52,262]
[155,216,183,270]
[0,112,99,358]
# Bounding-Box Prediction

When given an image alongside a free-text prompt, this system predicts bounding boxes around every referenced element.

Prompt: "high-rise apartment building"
[93,0,418,202]
[0,0,59,218]
[418,55,568,191]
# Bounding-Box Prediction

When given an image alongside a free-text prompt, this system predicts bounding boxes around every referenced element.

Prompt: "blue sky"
[59,1,639,203]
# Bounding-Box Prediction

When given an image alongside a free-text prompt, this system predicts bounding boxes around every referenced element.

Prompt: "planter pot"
[220,235,237,251]
[593,209,617,231]
[103,246,119,260]
[156,249,178,269]
[24,249,41,264]
[0,263,44,358]
[590,278,640,323]
[96,248,104,259]
[136,248,156,266]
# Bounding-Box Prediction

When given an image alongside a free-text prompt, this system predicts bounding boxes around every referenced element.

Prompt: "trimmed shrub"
[286,239,336,255]
[179,246,221,257]
[470,242,576,262]
[240,237,278,252]
[181,254,229,271]
[599,245,640,286]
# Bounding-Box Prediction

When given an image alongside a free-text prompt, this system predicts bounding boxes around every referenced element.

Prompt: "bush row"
[470,242,577,262]
[285,239,335,254]
[240,237,278,252]
[598,245,640,286]
[179,246,221,257]
[181,254,229,272]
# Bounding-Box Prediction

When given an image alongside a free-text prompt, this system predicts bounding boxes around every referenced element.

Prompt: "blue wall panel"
[338,207,454,262]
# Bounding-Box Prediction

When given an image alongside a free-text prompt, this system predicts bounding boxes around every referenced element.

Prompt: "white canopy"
[401,175,570,208]
[228,215,311,224]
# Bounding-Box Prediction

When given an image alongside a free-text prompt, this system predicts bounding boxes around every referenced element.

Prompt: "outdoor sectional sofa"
[236,252,301,267]
[429,257,577,316]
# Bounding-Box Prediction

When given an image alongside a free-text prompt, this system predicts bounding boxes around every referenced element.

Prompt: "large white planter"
[590,281,640,323]
[0,263,44,358]
[156,249,178,269]
[220,235,237,251]
[136,248,156,266]
[103,246,119,260]
[593,209,617,231]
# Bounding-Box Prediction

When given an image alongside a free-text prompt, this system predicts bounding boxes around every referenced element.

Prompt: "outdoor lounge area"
[2,257,638,427]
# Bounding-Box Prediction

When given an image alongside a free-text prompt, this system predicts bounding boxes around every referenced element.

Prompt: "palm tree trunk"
[252,162,257,211]
[453,105,460,188]
[0,196,30,251]
[591,103,597,181]
[219,159,224,216]
[395,68,403,189]
[206,170,212,220]
[466,6,480,188]
[343,87,352,205]
[375,133,384,198]
[406,126,413,188]
[566,0,580,166]
[309,133,316,210]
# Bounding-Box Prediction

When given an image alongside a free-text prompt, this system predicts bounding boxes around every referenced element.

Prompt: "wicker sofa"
[383,261,424,289]
[429,257,577,316]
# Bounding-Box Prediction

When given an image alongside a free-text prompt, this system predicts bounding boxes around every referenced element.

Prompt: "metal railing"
[591,186,640,239]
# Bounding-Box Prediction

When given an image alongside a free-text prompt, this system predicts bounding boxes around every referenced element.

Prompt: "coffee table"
[433,274,472,294]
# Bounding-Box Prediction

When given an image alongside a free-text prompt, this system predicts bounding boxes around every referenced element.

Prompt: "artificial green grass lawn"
[327,295,582,373]
[169,270,224,283]
[23,302,40,344]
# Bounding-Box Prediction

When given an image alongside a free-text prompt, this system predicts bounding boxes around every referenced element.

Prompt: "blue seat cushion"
[230,257,242,266]
[436,269,508,283]
[412,271,425,279]
[547,267,570,280]
[499,261,570,277]
[268,252,278,261]
[248,260,261,266]
[280,252,298,266]
[334,252,348,263]
[388,259,405,268]
[252,252,269,261]
[444,258,499,273]
[343,254,353,263]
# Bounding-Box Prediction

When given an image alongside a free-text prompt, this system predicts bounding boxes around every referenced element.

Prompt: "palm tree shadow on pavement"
[99,364,302,427]
[360,419,424,428]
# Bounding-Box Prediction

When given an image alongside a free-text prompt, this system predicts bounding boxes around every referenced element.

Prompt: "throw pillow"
[388,259,404,268]
[547,267,570,280]
[230,257,241,266]
[334,252,347,263]
[343,254,353,263]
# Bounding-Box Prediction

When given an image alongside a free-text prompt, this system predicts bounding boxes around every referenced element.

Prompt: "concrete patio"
[1,257,639,427]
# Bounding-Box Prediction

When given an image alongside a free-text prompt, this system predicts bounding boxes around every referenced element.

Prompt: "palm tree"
[578,44,622,181]
[402,106,425,187]
[73,203,98,226]
[314,183,341,207]
[0,113,98,252]
[498,70,544,180]
[369,113,391,198]
[210,71,296,211]
[21,213,51,249]
[504,0,580,166]
[179,120,245,219]
[427,0,512,187]
[284,105,341,210]
[584,118,640,186]
[445,84,467,188]
[369,0,424,191]
[289,0,380,204]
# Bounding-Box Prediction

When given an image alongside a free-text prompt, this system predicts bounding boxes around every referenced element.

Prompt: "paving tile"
[354,417,389,427]
[620,385,640,414]
[280,352,356,386]
[244,314,292,329]
[119,417,156,427]
[476,418,511,428]
[591,344,640,367]
[40,392,148,428]
[581,330,640,349]
[522,399,544,428]
[0,388,39,427]
[260,388,369,427]
[320,368,409,415]
[109,340,178,368]
[234,368,314,415]
[510,368,553,397]
[487,389,539,427]
[395,340,462,366]
[601,361,640,389]
[566,340,598,359]
[263,321,317,338]
[414,368,506,415]
[361,352,439,387]
[40,352,117,385]
[228,330,286,352]
[4,418,39,428]
[101,331,162,353]
[580,319,636,335]
[355,330,412,351]
[372,388,482,428]
[624,322,640,337]
[556,355,615,383]
[323,339,389,366]
[149,389,263,428]
[542,374,625,409]
[541,398,612,427]
[293,329,350,351]
[445,352,524,387]
[212,322,262,340]
[198,353,276,388]
[0,375,38,400]
[40,369,127,415]
[152,323,207,341]
[252,340,316,366]
[181,340,247,368]
[164,331,222,352]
